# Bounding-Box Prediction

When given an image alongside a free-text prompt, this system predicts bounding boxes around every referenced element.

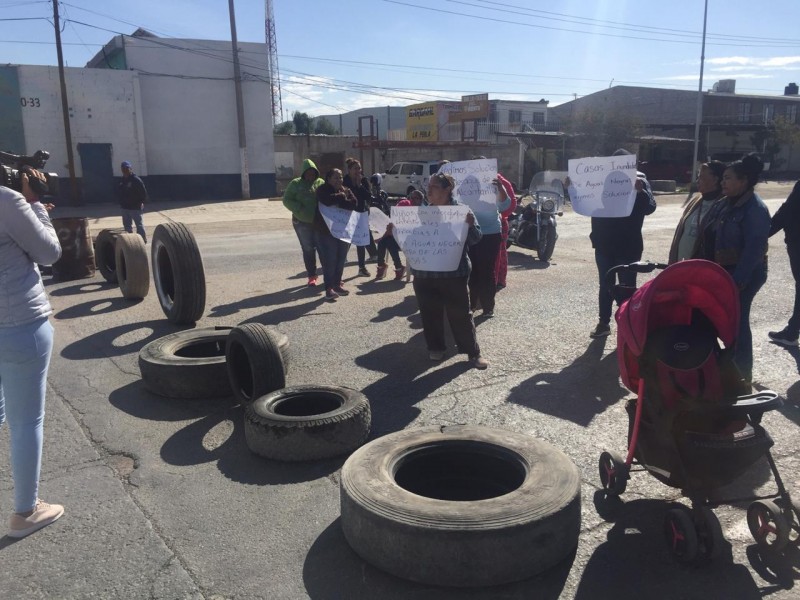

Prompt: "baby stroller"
[597,259,799,563]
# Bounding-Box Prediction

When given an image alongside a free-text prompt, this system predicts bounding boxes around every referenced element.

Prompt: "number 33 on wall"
[20,97,41,107]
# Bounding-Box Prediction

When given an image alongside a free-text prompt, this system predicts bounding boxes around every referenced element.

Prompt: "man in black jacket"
[118,160,148,242]
[589,150,657,338]
[768,180,800,346]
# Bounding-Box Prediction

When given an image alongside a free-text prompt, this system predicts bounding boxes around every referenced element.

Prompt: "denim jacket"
[0,187,62,327]
[702,190,770,288]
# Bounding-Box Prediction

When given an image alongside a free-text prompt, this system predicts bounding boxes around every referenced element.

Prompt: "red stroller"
[597,259,798,563]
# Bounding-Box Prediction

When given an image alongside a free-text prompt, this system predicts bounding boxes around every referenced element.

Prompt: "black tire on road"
[151,222,206,324]
[225,323,287,406]
[340,425,581,587]
[115,232,150,299]
[95,228,125,283]
[244,385,371,461]
[138,327,234,399]
[537,224,557,262]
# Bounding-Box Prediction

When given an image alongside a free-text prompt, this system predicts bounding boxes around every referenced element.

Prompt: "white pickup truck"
[381,161,440,197]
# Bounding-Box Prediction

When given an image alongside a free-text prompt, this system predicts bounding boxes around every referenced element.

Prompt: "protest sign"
[390,205,469,272]
[438,159,499,215]
[368,207,392,239]
[567,155,638,217]
[318,204,371,245]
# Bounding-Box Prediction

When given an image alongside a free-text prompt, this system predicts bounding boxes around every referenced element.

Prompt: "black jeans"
[377,236,403,269]
[468,233,502,313]
[787,242,800,335]
[356,234,377,268]
[413,276,480,357]
[595,248,640,323]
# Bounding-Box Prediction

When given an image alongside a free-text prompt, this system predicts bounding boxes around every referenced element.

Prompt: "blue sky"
[4,0,799,121]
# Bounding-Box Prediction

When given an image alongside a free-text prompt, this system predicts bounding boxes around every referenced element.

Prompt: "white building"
[0,29,276,203]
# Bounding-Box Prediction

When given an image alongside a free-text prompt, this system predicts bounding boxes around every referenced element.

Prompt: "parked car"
[381,161,440,196]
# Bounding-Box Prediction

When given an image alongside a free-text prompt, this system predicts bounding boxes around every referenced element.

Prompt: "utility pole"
[688,0,709,205]
[52,0,79,205]
[228,0,250,199]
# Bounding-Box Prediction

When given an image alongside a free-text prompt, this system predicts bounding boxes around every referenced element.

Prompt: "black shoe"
[768,328,799,346]
[590,321,611,338]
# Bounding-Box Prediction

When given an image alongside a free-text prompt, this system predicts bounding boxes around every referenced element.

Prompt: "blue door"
[78,143,114,204]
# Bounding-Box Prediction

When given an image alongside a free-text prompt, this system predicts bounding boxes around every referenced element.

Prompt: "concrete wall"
[11,65,141,178]
[316,107,407,140]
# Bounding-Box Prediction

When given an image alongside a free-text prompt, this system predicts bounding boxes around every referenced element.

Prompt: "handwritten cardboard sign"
[438,159,498,217]
[567,155,638,217]
[318,204,371,245]
[390,205,469,272]
[368,207,392,239]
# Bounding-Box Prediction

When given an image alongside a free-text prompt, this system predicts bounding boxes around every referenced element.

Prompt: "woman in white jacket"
[0,169,64,538]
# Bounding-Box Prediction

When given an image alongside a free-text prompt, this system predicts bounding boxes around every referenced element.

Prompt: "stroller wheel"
[664,507,699,563]
[598,451,628,496]
[696,507,725,561]
[748,500,790,551]
[773,496,800,543]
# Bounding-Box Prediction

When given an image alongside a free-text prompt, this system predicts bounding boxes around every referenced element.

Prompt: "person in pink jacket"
[495,173,517,290]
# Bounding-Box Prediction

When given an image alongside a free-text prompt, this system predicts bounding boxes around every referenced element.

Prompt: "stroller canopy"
[616,260,740,390]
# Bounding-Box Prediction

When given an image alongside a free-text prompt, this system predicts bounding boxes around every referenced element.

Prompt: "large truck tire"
[115,233,150,299]
[225,323,287,406]
[95,228,125,283]
[151,222,206,324]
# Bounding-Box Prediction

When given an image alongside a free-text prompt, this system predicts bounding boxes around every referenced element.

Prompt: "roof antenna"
[608,78,615,89]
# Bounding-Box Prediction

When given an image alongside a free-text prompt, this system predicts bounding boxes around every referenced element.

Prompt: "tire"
[95,228,125,283]
[225,323,287,406]
[340,425,581,587]
[138,327,233,399]
[151,222,206,324]
[115,233,150,299]
[664,506,699,563]
[696,507,725,561]
[537,224,557,262]
[748,499,790,551]
[598,450,628,496]
[244,385,371,461]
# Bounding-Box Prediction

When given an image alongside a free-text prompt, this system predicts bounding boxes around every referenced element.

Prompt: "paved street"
[1,182,800,599]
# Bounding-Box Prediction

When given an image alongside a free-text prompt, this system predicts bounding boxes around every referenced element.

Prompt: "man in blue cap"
[118,160,148,242]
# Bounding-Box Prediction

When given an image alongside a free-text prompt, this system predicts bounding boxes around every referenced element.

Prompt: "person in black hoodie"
[589,149,656,338]
[343,158,377,276]
[767,180,800,346]
[117,160,148,242]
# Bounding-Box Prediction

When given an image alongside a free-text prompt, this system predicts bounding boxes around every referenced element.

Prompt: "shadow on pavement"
[506,338,627,426]
[356,333,472,435]
[47,280,114,296]
[781,379,800,427]
[577,494,762,599]
[54,296,141,319]
[369,293,418,324]
[60,319,183,360]
[302,518,571,600]
[109,380,234,422]
[159,407,343,484]
[507,250,551,270]
[746,543,800,592]
[209,285,319,318]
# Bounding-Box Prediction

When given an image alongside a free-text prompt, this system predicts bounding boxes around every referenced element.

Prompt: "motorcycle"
[506,171,567,262]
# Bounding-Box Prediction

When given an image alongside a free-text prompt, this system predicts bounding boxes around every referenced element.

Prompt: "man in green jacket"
[283,158,323,286]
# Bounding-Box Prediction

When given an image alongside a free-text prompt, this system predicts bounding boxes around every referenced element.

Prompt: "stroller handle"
[606,261,669,305]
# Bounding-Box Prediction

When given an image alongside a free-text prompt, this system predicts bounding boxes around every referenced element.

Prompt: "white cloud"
[706,56,800,69]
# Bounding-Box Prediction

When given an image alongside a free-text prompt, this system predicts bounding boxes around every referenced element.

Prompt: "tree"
[292,111,314,134]
[274,121,294,134]
[564,109,642,156]
[751,116,800,170]
[314,118,339,135]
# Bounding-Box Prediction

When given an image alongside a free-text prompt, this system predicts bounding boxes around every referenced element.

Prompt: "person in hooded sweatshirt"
[283,159,324,287]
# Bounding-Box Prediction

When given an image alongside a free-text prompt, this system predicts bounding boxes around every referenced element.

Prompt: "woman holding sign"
[411,172,488,369]
[315,168,358,302]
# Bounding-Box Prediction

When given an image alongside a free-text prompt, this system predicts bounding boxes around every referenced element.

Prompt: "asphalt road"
[1,183,800,599]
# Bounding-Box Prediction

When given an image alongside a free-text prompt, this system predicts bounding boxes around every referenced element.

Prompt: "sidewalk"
[51,196,291,233]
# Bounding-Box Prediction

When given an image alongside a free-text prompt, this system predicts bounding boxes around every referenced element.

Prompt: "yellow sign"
[406,102,438,142]
[449,93,489,122]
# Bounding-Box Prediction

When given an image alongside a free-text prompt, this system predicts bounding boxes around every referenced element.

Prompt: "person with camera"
[0,168,64,538]
[118,160,148,243]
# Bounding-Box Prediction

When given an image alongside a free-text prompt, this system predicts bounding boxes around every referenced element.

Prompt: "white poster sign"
[567,155,638,217]
[390,205,470,272]
[438,159,498,215]
[318,204,371,245]
[368,207,392,239]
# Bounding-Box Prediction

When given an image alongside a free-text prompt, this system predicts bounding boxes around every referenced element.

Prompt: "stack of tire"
[95,223,206,325]
[138,322,371,462]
